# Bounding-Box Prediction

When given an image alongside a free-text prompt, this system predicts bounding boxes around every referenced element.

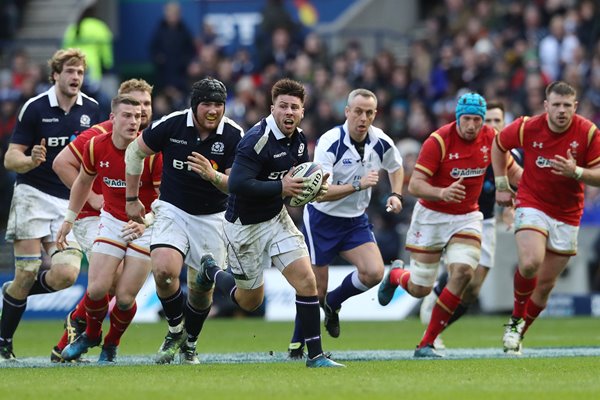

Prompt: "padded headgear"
[455,93,486,125]
[190,78,227,111]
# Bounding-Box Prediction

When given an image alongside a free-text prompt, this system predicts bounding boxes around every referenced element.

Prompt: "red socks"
[84,292,110,341]
[103,302,137,347]
[513,269,537,319]
[389,268,411,290]
[522,299,544,337]
[420,288,461,347]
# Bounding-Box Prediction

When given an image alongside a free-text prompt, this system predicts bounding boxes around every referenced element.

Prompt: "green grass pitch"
[1,316,599,399]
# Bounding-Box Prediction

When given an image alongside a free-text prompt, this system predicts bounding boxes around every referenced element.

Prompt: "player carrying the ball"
[287,88,404,358]
[196,78,343,368]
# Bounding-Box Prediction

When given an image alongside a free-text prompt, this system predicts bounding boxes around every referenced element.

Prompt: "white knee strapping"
[445,242,480,269]
[409,258,440,287]
[51,241,83,270]
[15,254,42,273]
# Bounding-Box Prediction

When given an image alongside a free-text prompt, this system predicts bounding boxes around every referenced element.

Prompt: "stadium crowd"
[1,0,600,276]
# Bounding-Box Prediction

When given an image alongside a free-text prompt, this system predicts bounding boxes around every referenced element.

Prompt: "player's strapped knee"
[445,242,480,269]
[125,139,146,175]
[50,241,83,269]
[15,254,43,272]
[409,258,439,287]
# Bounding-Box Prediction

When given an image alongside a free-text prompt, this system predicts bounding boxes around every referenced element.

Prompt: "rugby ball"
[288,162,324,207]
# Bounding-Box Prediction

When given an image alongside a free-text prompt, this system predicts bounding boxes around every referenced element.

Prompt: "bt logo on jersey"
[47,137,70,147]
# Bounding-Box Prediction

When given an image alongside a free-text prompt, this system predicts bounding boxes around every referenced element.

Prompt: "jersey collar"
[48,85,83,108]
[186,108,225,135]
[266,114,286,140]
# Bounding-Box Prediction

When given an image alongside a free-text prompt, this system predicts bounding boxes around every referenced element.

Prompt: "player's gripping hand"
[126,199,146,225]
[30,138,47,167]
[314,172,330,202]
[56,221,73,251]
[187,152,215,181]
[551,149,581,179]
[121,221,146,243]
[440,177,466,203]
[87,191,104,211]
[281,167,305,198]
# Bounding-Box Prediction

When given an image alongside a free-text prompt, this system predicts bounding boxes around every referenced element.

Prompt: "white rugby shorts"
[92,210,151,260]
[150,200,227,271]
[514,207,578,255]
[405,202,483,253]
[479,217,496,269]
[223,207,308,290]
[5,183,76,244]
[73,216,100,260]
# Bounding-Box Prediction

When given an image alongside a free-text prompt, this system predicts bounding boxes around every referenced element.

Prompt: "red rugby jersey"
[82,132,162,222]
[415,122,496,215]
[68,120,112,219]
[497,113,600,225]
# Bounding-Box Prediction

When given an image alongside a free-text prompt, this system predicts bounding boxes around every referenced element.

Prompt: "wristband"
[494,176,510,191]
[212,171,223,185]
[390,192,403,203]
[574,166,583,180]
[126,196,139,202]
[64,209,77,224]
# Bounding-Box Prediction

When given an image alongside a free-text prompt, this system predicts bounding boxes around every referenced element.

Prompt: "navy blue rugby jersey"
[478,148,524,220]
[143,109,243,215]
[10,86,100,199]
[225,115,309,225]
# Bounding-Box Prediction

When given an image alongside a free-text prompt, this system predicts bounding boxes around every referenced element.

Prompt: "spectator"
[149,1,196,94]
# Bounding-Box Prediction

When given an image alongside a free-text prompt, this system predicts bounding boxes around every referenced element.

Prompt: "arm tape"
[125,139,147,175]
[494,176,510,191]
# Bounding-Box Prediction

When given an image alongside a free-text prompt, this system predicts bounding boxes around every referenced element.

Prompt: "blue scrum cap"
[455,92,486,124]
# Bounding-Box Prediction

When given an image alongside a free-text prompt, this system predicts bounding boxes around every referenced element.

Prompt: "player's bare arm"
[507,155,523,187]
[4,140,46,173]
[125,136,154,223]
[551,149,600,185]
[491,137,515,207]
[56,169,95,250]
[187,151,229,193]
[408,169,465,203]
[53,145,104,210]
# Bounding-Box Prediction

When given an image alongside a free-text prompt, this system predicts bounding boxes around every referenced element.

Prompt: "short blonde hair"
[48,48,87,84]
[118,78,154,95]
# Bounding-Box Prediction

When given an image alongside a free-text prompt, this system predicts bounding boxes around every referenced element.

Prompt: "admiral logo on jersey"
[450,167,486,179]
[103,177,127,188]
